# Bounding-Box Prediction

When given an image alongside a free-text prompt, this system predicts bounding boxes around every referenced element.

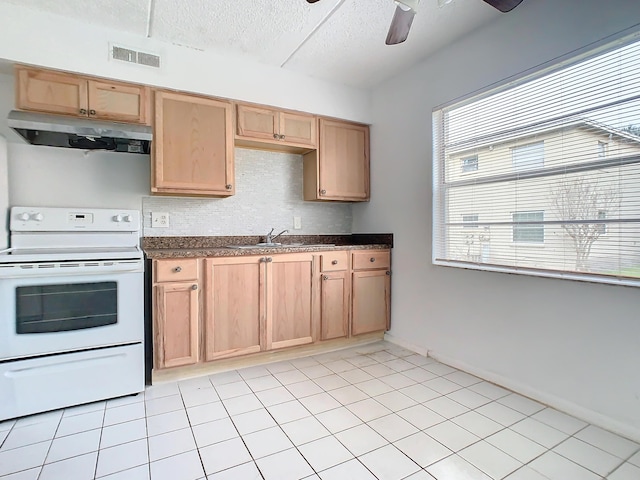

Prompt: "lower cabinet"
[152,248,391,371]
[204,256,264,361]
[203,253,314,360]
[268,254,314,349]
[318,251,350,340]
[351,251,391,336]
[153,259,201,369]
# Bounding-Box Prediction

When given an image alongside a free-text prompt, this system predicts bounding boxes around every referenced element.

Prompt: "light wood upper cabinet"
[236,103,317,150]
[153,259,200,369]
[87,80,149,124]
[204,256,264,361]
[152,91,234,197]
[279,112,317,147]
[267,254,315,350]
[16,66,149,124]
[304,118,370,202]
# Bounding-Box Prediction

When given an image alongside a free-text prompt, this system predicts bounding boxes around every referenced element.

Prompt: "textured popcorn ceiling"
[0,0,500,88]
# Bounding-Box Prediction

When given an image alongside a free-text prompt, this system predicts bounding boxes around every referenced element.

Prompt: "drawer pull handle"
[331,260,338,265]
[191,284,198,290]
[370,258,376,262]
[173,266,182,272]
[323,275,328,280]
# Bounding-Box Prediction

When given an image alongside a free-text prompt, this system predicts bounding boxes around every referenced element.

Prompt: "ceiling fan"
[306,0,525,45]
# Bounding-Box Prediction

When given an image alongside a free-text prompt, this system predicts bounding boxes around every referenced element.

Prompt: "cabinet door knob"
[386,271,391,275]
[260,257,266,263]
[191,284,198,290]
[322,275,328,280]
[79,108,87,114]
[370,258,376,263]
[331,260,338,265]
[280,134,285,140]
[273,133,279,139]
[225,184,233,190]
[89,109,96,116]
[266,257,273,263]
[320,189,326,195]
[173,266,182,272]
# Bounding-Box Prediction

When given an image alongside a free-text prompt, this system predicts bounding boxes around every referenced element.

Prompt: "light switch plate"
[152,212,169,228]
[293,216,302,230]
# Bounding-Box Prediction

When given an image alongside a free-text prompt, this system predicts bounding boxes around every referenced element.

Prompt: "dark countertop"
[143,234,393,259]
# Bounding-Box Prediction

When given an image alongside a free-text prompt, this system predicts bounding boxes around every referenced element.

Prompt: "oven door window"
[16,282,118,334]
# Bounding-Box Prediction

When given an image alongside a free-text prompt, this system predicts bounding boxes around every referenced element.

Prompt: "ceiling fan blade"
[385,4,416,45]
[482,0,524,13]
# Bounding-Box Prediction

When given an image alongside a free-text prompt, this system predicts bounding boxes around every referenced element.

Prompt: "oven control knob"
[18,212,30,221]
[33,213,44,221]
[123,215,133,223]
[113,215,123,222]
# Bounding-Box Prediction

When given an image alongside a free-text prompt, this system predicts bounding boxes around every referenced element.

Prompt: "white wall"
[0,3,370,124]
[354,0,640,440]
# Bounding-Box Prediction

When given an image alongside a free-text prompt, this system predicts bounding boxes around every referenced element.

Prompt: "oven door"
[0,260,143,361]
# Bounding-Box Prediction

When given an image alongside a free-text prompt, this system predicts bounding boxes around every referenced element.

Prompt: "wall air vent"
[110,44,160,69]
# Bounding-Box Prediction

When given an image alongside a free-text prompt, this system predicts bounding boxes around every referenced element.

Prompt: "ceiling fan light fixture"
[395,0,420,10]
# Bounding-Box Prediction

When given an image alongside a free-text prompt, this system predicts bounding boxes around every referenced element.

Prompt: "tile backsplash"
[142,148,353,236]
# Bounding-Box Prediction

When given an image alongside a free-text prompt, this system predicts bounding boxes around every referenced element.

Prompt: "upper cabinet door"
[153,91,235,197]
[279,112,317,147]
[236,104,317,151]
[236,104,278,141]
[305,118,370,202]
[16,68,88,117]
[87,80,149,124]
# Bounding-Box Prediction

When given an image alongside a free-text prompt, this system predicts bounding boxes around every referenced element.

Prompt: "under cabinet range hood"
[7,110,152,154]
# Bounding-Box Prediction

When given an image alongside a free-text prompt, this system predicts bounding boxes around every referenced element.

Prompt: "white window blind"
[433,35,640,284]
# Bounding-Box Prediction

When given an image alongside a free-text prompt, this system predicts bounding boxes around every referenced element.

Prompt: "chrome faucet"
[265,228,288,244]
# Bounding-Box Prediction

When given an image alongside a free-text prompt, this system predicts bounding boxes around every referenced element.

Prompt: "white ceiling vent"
[110,44,160,68]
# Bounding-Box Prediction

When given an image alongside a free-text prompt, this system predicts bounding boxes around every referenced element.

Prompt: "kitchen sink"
[226,243,335,249]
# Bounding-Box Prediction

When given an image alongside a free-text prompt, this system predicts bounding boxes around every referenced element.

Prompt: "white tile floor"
[1,341,639,480]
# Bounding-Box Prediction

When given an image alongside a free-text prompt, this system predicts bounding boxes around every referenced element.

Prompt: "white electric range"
[0,206,145,420]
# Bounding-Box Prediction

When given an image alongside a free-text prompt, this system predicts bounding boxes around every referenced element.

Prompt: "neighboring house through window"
[512,211,544,243]
[462,214,479,227]
[433,35,640,283]
[461,155,478,173]
[512,141,544,171]
[597,210,607,234]
[598,141,608,158]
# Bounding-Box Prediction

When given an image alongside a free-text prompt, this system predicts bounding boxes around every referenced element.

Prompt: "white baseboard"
[383,335,640,443]
[383,333,429,356]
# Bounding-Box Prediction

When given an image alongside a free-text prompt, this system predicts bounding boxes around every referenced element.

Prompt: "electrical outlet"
[293,216,302,230]
[151,212,169,228]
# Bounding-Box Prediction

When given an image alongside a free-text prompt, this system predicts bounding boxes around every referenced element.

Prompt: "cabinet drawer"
[321,251,348,272]
[154,259,199,282]
[352,251,390,270]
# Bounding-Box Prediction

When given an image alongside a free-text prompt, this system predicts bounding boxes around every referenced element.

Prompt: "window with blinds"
[432,35,640,285]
